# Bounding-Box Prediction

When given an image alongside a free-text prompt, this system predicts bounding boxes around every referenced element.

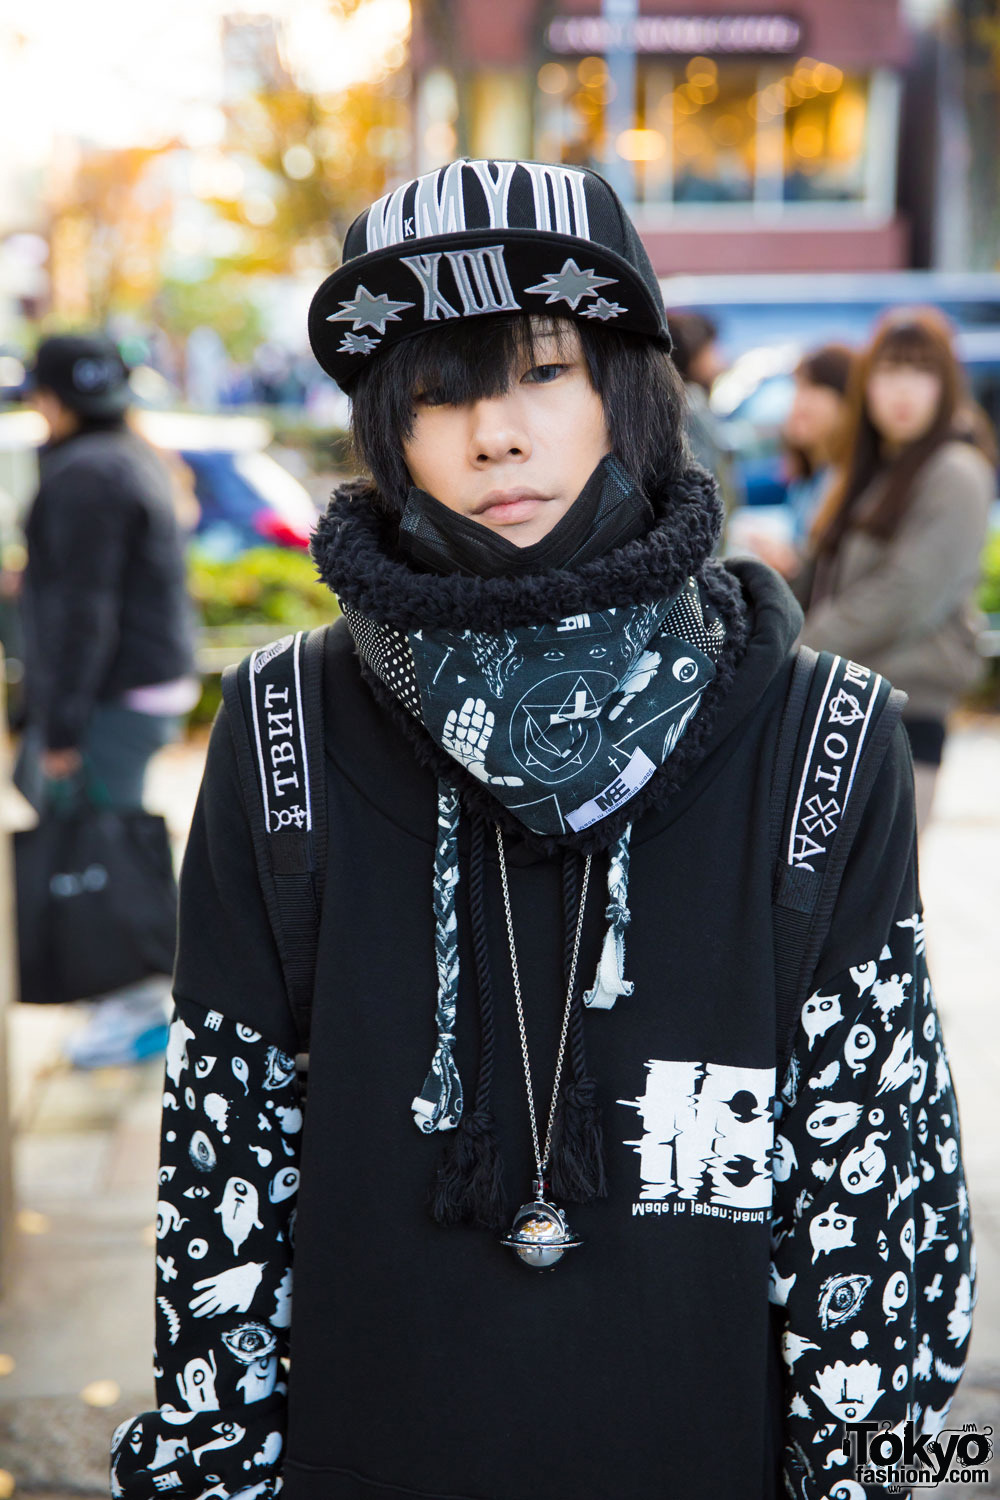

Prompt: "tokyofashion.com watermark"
[842,1420,993,1489]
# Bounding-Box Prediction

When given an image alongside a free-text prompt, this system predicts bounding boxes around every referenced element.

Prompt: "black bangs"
[409,314,571,407]
[348,312,690,514]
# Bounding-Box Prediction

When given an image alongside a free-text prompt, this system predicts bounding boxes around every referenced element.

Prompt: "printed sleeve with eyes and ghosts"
[111,998,301,1500]
[769,906,974,1500]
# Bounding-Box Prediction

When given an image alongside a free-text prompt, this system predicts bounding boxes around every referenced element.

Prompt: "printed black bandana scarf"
[344,586,719,836]
[313,461,741,846]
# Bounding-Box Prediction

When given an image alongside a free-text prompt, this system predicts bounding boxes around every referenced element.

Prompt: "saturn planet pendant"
[501,1177,583,1269]
[495,827,593,1271]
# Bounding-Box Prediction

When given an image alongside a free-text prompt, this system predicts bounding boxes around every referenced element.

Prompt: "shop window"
[780,63,870,202]
[534,52,885,215]
[656,58,758,204]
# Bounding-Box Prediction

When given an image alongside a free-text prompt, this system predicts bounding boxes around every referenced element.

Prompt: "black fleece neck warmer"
[311,461,749,855]
[396,455,654,578]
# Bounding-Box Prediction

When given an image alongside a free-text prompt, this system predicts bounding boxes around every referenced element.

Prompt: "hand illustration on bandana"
[442,697,525,787]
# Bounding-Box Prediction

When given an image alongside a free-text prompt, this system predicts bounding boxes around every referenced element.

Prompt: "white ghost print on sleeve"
[113,1000,300,1497]
[770,912,974,1498]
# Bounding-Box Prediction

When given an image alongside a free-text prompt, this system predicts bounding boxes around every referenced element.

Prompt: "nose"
[467,396,531,467]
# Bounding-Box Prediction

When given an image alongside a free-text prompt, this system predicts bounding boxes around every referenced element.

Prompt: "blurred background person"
[668,309,743,518]
[739,343,854,578]
[16,333,198,1066]
[783,343,854,550]
[799,308,995,831]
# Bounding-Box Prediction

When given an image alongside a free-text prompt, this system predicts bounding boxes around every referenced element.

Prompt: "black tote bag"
[14,789,178,1005]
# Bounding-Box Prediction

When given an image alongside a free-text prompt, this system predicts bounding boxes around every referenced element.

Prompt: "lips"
[472,489,550,515]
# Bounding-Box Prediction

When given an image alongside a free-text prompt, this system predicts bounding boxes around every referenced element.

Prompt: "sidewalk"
[0,738,205,1497]
[0,722,998,1498]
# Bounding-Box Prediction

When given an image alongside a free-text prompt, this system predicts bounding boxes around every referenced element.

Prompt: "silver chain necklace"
[495,824,592,1270]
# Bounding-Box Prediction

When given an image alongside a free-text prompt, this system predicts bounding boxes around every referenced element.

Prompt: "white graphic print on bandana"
[112,1001,297,1500]
[403,583,717,836]
[620,1062,774,1216]
[768,914,974,1496]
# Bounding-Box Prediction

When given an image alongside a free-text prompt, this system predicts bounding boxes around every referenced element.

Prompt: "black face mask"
[396,455,654,578]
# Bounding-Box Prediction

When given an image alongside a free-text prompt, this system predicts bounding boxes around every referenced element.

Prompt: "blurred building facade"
[411,0,927,274]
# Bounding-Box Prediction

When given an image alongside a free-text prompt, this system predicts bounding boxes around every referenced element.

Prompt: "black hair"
[348,312,689,512]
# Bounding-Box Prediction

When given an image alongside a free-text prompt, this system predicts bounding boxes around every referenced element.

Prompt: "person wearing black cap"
[114,163,971,1500]
[18,333,197,1066]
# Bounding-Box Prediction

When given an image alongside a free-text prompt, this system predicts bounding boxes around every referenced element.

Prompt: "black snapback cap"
[308,158,671,391]
[31,334,131,418]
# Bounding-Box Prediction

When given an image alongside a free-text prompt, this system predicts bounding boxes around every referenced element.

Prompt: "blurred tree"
[44,1,413,348]
[157,278,266,365]
[48,144,174,323]
[206,72,411,279]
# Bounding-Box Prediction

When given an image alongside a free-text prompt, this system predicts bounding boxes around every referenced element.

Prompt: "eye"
[818,1273,871,1328]
[522,363,566,385]
[413,386,448,408]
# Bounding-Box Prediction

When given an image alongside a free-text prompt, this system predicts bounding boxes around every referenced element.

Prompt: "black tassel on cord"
[430,1107,506,1229]
[548,849,609,1203]
[429,815,508,1230]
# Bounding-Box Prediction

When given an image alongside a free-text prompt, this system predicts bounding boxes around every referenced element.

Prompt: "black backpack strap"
[771,648,907,1081]
[221,627,328,1055]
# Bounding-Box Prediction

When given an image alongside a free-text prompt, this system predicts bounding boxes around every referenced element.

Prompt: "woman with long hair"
[801,307,995,830]
[742,342,853,578]
[783,342,853,545]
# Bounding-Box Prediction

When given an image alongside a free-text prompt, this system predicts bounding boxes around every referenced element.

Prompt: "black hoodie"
[113,553,972,1500]
[22,426,195,750]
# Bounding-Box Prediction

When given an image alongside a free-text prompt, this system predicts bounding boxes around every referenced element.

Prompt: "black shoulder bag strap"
[221,627,329,1059]
[771,646,907,1083]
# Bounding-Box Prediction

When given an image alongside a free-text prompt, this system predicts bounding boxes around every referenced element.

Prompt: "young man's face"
[402,325,611,548]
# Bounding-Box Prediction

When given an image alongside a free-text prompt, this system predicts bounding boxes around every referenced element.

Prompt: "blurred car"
[0,407,320,557]
[135,411,320,557]
[662,271,1000,509]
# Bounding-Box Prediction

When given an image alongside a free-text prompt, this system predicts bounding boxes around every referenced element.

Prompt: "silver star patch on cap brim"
[581,298,627,321]
[338,332,381,356]
[326,284,415,335]
[524,258,617,310]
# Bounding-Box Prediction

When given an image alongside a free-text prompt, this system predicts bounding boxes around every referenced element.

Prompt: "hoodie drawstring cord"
[429,811,507,1229]
[583,825,634,1011]
[412,780,463,1134]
